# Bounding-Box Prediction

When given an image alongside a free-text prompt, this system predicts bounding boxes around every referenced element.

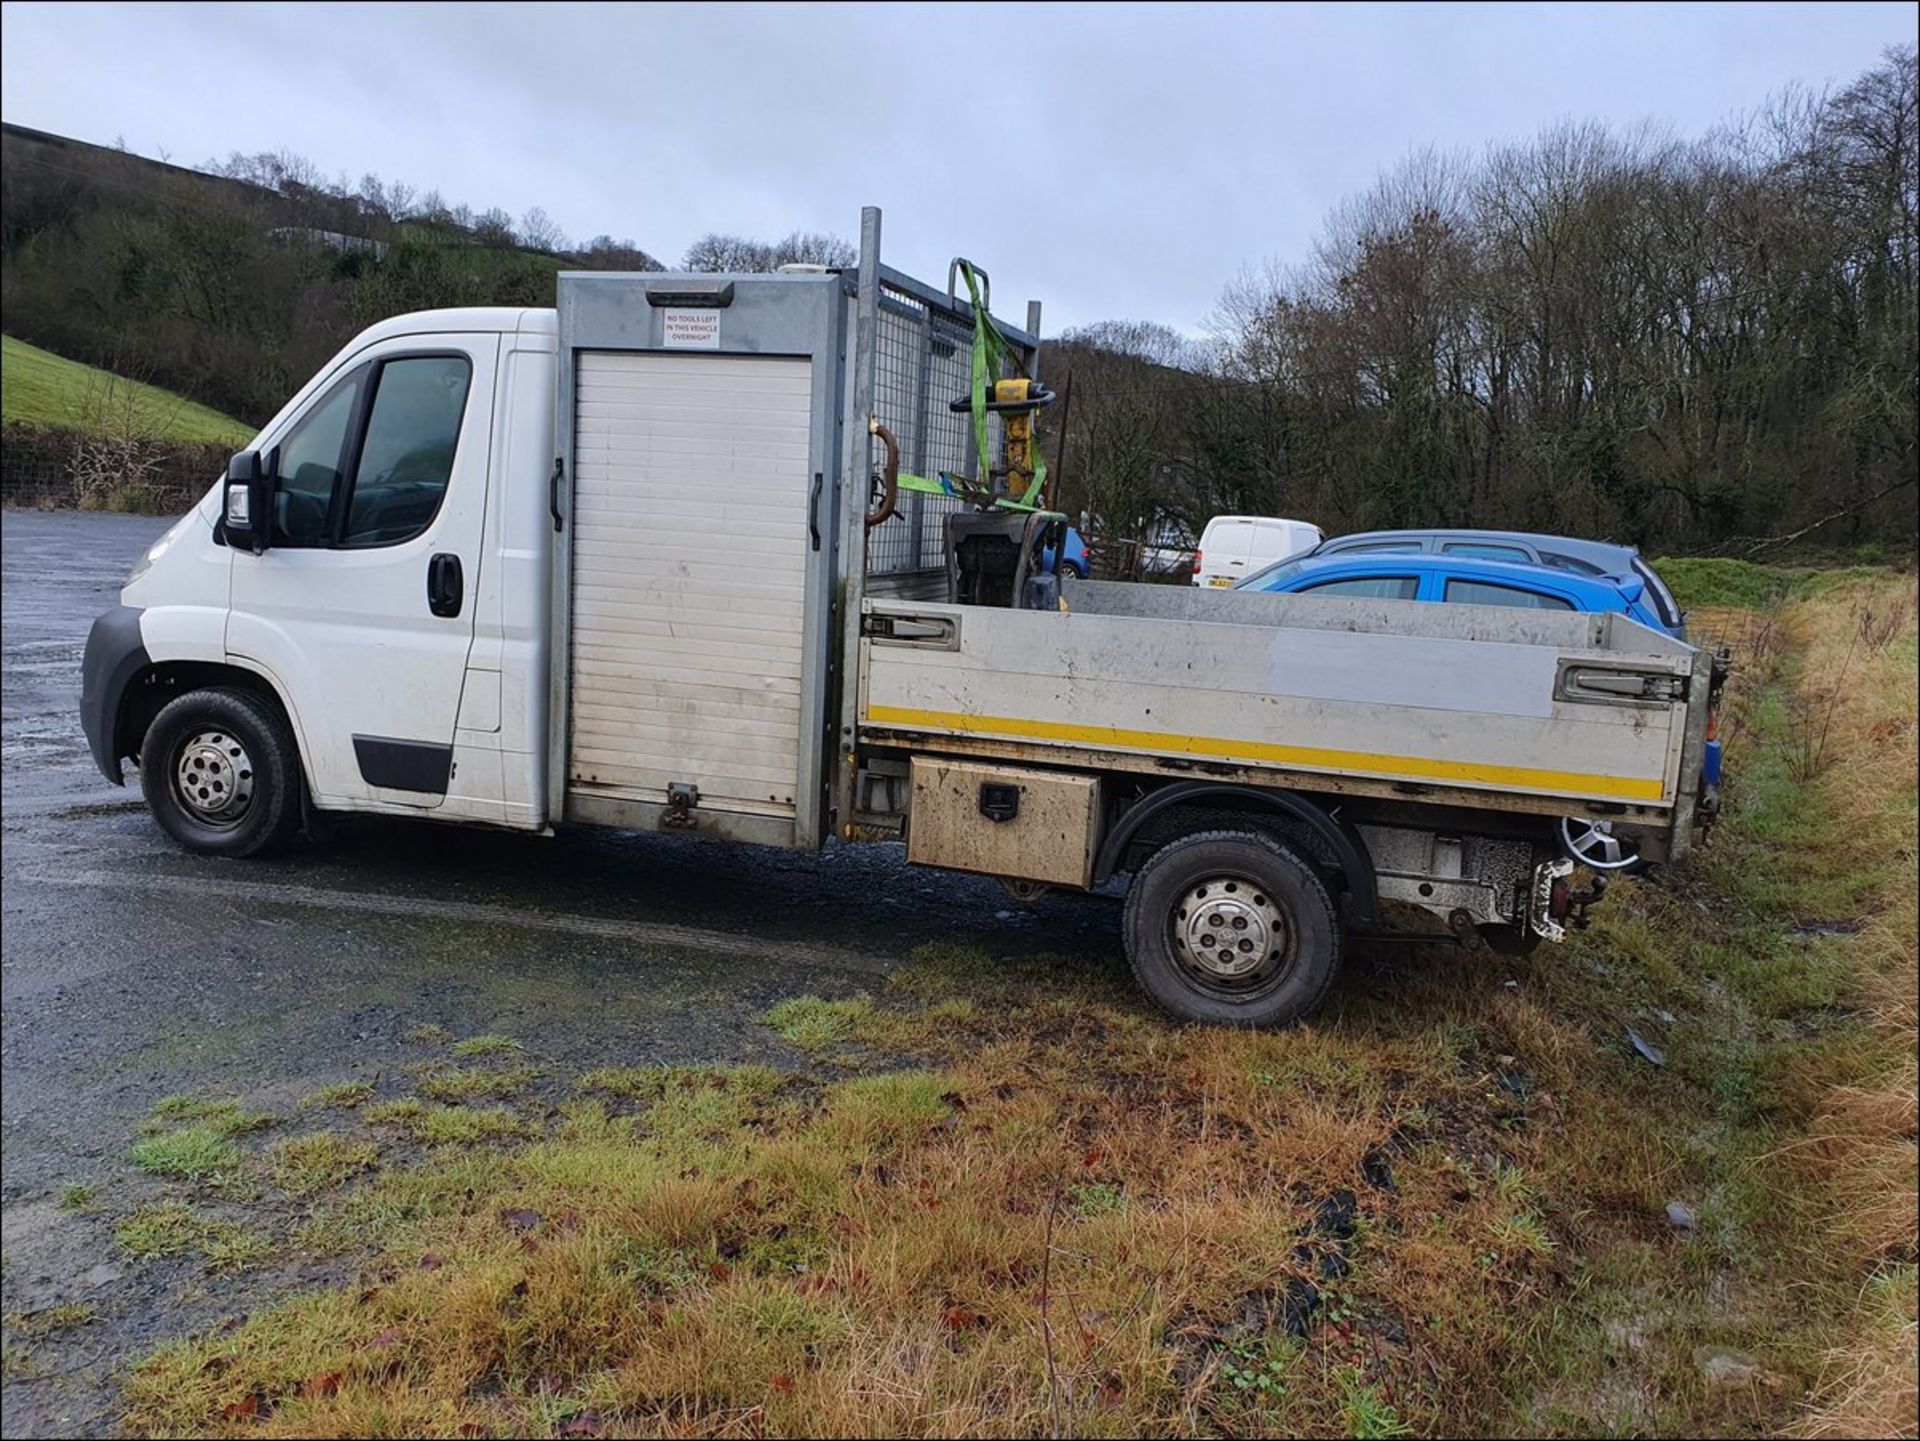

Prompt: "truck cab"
[86,308,560,848]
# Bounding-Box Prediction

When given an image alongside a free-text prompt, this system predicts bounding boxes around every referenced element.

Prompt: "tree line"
[4,47,1913,553]
[1044,46,1917,554]
[0,126,853,427]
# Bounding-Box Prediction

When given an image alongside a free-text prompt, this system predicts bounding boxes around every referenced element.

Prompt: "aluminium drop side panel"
[859,595,1698,817]
[549,272,849,850]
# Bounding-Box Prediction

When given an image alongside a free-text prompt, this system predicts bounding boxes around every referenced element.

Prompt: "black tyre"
[1122,829,1342,1027]
[140,687,302,858]
[1483,923,1542,958]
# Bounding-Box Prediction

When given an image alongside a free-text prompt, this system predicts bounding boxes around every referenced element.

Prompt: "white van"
[79,208,1723,1027]
[1192,515,1322,588]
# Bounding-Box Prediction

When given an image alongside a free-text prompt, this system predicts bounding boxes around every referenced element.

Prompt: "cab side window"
[343,357,473,548]
[270,367,364,548]
[262,354,471,550]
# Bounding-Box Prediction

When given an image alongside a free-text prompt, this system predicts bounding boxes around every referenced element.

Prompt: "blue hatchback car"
[1041,525,1089,579]
[1234,552,1676,635]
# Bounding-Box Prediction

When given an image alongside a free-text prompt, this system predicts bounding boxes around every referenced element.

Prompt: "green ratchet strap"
[957,261,1048,507]
[894,470,1051,514]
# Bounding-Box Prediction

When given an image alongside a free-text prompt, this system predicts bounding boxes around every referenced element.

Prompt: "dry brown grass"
[1777,573,1919,1439]
[98,567,1920,1440]
[121,987,1560,1438]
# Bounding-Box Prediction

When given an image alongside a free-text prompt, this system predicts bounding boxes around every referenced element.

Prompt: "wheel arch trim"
[1094,780,1380,923]
[112,656,317,797]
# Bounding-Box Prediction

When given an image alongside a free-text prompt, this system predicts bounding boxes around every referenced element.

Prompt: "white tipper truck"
[81,209,1726,1026]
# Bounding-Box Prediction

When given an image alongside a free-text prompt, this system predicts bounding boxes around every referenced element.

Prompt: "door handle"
[428,553,463,618]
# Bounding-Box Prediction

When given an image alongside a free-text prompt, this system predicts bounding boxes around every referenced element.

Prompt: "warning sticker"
[661,309,721,349]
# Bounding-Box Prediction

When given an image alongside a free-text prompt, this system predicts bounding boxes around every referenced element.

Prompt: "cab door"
[226,334,500,809]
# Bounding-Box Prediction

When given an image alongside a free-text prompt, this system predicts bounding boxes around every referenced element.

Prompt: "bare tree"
[518,205,566,252]
[769,230,855,269]
[472,207,515,247]
[683,232,773,272]
[581,234,663,271]
[683,229,856,272]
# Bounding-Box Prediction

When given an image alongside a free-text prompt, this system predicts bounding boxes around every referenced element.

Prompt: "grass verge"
[90,565,1918,1439]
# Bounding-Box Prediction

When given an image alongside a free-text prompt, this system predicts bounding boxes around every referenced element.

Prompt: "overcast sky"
[2,2,1912,333]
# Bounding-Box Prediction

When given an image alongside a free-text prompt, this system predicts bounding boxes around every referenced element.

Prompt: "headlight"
[125,545,161,587]
[125,513,191,588]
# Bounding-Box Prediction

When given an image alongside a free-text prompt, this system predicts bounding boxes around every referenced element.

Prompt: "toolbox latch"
[979,783,1020,823]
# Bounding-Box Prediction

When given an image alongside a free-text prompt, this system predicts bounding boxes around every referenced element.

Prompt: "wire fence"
[1,424,217,513]
[864,279,1010,578]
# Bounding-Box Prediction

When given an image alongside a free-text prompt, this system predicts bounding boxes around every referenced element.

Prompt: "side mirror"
[223,450,272,554]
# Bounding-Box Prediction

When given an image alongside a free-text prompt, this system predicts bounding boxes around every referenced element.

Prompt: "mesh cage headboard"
[863,267,1035,580]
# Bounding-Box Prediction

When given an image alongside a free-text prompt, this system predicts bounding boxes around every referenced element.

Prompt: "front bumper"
[80,605,149,784]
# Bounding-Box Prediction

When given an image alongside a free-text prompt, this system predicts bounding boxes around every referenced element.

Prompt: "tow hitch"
[1530,856,1610,941]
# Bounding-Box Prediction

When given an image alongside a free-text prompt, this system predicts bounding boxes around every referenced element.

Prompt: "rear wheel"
[141,688,302,858]
[1122,829,1342,1027]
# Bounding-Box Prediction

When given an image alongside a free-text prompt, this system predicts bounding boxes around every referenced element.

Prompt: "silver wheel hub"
[174,729,254,824]
[1173,876,1286,984]
[1559,816,1641,871]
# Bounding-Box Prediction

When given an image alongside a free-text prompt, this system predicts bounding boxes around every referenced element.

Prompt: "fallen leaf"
[220,1394,259,1421]
[708,1261,732,1281]
[768,1374,795,1393]
[518,1234,542,1255]
[501,1208,543,1232]
[1083,1148,1104,1167]
[419,1252,444,1270]
[943,1306,978,1330]
[557,1409,604,1437]
[369,1327,406,1350]
[305,1371,343,1399]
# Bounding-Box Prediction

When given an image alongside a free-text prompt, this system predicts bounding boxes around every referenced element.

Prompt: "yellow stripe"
[864,703,1667,802]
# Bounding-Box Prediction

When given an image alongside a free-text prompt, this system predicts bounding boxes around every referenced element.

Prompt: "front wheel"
[140,688,302,858]
[1122,829,1342,1027]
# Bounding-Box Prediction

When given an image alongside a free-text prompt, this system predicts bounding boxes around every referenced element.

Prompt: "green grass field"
[1,336,254,447]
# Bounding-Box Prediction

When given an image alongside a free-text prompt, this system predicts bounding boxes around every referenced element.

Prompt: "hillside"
[1,336,254,447]
[0,123,656,430]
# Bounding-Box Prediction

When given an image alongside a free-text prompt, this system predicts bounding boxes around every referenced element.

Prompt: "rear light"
[1549,877,1572,921]
[1706,709,1719,742]
[1192,550,1203,573]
